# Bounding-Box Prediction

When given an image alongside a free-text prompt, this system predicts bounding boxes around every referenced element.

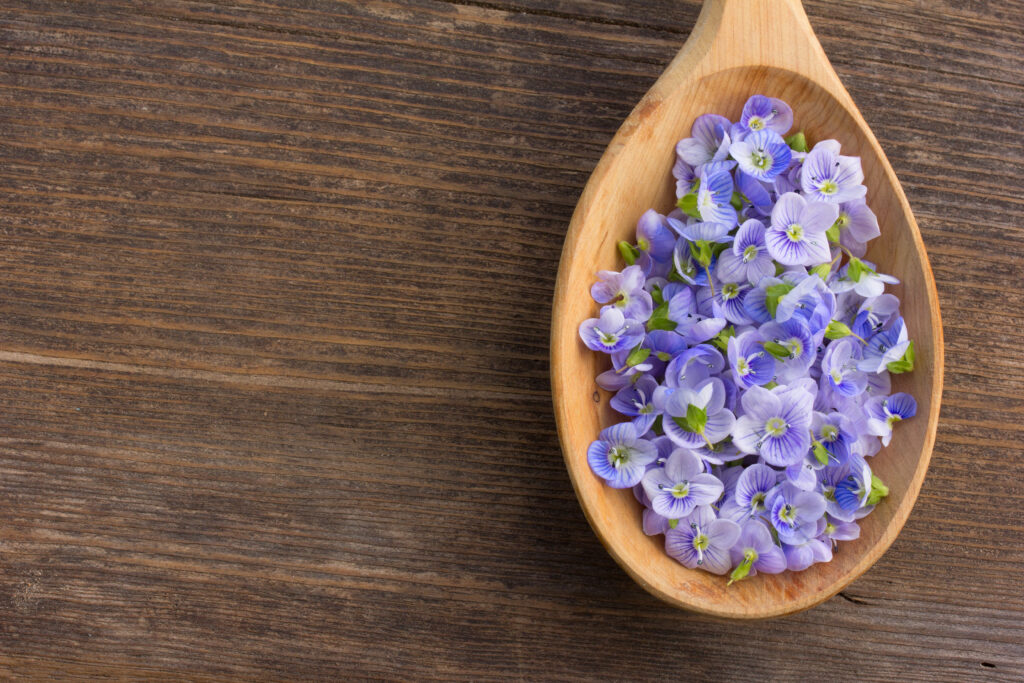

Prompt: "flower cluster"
[579,95,916,583]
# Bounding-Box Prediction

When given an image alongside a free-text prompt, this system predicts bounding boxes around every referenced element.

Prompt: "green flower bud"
[825,320,852,340]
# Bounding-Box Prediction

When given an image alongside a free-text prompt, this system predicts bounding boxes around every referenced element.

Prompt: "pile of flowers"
[579,95,916,583]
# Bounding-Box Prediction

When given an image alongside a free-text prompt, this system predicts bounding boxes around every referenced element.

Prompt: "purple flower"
[591,265,654,321]
[736,170,773,208]
[663,378,736,450]
[823,516,860,546]
[821,337,868,397]
[695,167,738,228]
[666,286,727,345]
[851,294,900,340]
[734,94,793,137]
[783,534,832,571]
[818,463,855,522]
[834,198,880,256]
[635,209,677,265]
[800,140,867,203]
[709,280,753,325]
[727,331,775,388]
[716,219,775,285]
[587,422,658,489]
[671,236,716,287]
[642,449,724,519]
[728,521,786,583]
[859,316,910,373]
[676,114,732,167]
[759,318,816,368]
[732,384,814,467]
[766,192,838,266]
[766,481,827,545]
[595,347,650,391]
[834,455,872,513]
[811,412,856,466]
[865,392,917,446]
[579,307,644,354]
[665,504,740,574]
[734,463,778,518]
[610,375,661,436]
[730,129,792,181]
[673,155,696,198]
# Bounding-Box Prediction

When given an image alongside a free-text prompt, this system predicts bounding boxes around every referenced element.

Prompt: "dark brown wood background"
[0,0,1021,679]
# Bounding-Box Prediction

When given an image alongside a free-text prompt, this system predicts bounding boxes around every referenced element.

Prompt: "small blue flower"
[728,521,787,583]
[662,378,736,450]
[766,482,827,545]
[591,264,653,321]
[727,331,775,389]
[716,218,775,286]
[766,192,838,266]
[801,140,867,203]
[732,384,814,467]
[730,129,792,181]
[734,94,793,138]
[696,167,738,228]
[858,316,910,373]
[821,338,867,397]
[578,307,644,354]
[676,113,733,166]
[587,422,658,489]
[635,209,676,265]
[642,449,724,519]
[665,504,740,574]
[865,392,917,446]
[610,375,662,436]
[733,463,778,518]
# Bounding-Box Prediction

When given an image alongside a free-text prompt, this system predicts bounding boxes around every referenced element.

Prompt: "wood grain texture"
[0,0,1020,678]
[551,0,943,619]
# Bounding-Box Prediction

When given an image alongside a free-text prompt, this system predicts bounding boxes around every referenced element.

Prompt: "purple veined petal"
[704,408,736,443]
[662,415,706,450]
[766,227,813,266]
[678,114,732,166]
[761,429,809,467]
[740,519,776,555]
[653,491,698,519]
[687,476,725,508]
[828,518,860,541]
[801,200,841,234]
[842,199,880,243]
[786,461,818,490]
[631,413,658,437]
[741,385,783,423]
[707,518,742,550]
[664,448,704,482]
[771,192,806,229]
[643,508,670,536]
[737,170,773,207]
[697,543,732,575]
[715,249,747,284]
[598,421,637,445]
[597,306,626,333]
[745,255,776,287]
[731,414,762,455]
[683,316,727,345]
[887,392,917,420]
[754,545,787,574]
[783,542,815,571]
[665,527,701,568]
[736,463,777,510]
[641,467,674,502]
[734,218,768,253]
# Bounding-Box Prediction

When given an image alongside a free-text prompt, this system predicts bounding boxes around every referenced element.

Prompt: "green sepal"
[812,440,831,466]
[774,262,786,276]
[692,240,713,267]
[824,320,852,340]
[710,325,736,352]
[647,301,677,331]
[762,341,790,360]
[618,240,639,265]
[810,262,833,280]
[686,404,707,434]
[763,380,779,389]
[650,284,664,305]
[677,192,701,219]
[730,191,744,211]
[765,282,795,318]
[826,222,841,243]
[626,345,651,367]
[784,130,808,153]
[886,340,915,374]
[728,552,755,586]
[847,257,876,283]
[867,474,890,506]
[668,518,679,530]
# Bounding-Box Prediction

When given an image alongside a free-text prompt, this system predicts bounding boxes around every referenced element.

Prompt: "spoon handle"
[657,0,852,109]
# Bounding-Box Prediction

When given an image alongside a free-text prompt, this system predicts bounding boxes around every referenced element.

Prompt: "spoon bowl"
[550,0,943,619]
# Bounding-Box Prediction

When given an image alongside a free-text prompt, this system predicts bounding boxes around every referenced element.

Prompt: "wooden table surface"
[0,0,1021,679]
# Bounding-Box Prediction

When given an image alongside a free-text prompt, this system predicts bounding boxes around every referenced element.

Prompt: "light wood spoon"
[550,0,943,618]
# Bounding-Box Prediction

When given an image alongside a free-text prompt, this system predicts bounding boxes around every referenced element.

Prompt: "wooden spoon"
[550,0,943,618]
